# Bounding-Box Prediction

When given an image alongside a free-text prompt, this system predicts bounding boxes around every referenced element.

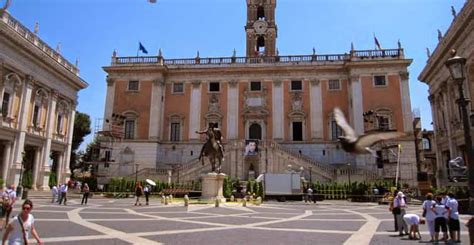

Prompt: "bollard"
[164,196,169,205]
[160,195,165,204]
[169,194,173,203]
[230,195,235,202]
[184,195,189,207]
[242,198,247,207]
[256,196,262,206]
[215,197,220,207]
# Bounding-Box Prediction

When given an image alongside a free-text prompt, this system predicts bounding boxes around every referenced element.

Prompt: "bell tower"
[245,0,277,57]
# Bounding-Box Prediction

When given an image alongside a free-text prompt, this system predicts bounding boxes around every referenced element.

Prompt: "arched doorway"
[249,123,262,140]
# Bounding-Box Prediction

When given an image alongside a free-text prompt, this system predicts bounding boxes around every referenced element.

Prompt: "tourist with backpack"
[2,185,16,228]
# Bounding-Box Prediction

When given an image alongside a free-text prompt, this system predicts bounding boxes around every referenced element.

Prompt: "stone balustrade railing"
[111,49,404,66]
[1,12,79,75]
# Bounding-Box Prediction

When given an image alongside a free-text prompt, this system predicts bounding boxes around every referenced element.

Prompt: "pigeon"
[333,107,405,157]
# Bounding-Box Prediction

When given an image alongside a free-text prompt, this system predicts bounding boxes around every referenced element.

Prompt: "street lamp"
[135,163,140,183]
[347,163,351,185]
[445,49,474,214]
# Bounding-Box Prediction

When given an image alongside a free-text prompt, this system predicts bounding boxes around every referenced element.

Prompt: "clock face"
[253,20,268,34]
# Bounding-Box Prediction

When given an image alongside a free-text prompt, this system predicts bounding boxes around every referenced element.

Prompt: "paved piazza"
[1,198,471,244]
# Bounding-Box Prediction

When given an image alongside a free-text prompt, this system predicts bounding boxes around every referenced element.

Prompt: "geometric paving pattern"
[1,198,471,244]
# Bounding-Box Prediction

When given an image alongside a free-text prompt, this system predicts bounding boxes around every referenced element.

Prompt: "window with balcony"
[373,75,387,87]
[291,80,302,91]
[328,79,341,91]
[124,120,135,139]
[1,92,10,118]
[422,138,431,150]
[250,81,261,91]
[173,82,184,93]
[128,80,139,91]
[32,104,40,127]
[56,114,63,134]
[170,122,180,141]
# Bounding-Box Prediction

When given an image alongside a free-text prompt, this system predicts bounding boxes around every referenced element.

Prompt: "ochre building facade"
[101,0,416,185]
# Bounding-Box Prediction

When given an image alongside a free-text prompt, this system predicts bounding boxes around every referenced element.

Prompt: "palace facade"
[418,0,473,187]
[0,9,88,189]
[100,0,417,185]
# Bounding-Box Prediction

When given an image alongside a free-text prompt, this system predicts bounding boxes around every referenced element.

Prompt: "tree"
[69,112,91,174]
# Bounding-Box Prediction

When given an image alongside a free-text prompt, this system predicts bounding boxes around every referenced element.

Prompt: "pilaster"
[1,141,11,188]
[188,81,201,140]
[13,76,34,166]
[272,80,284,140]
[226,80,239,139]
[309,79,323,140]
[149,79,164,140]
[103,76,116,130]
[349,75,364,135]
[399,71,413,133]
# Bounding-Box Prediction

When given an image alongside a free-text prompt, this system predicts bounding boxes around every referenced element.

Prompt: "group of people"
[0,185,42,244]
[134,182,151,206]
[51,182,90,205]
[390,191,461,243]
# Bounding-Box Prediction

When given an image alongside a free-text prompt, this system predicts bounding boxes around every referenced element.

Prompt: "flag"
[138,42,148,54]
[374,36,382,50]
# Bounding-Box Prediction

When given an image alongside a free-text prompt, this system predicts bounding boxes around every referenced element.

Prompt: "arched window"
[249,123,262,140]
[56,100,70,135]
[422,138,431,150]
[257,36,265,53]
[375,108,393,131]
[1,73,22,119]
[31,88,48,129]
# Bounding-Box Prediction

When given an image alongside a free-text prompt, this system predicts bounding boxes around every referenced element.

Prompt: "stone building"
[418,0,473,187]
[0,9,88,189]
[100,0,416,185]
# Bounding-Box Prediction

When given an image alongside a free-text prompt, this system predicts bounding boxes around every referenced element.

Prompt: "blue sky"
[7,0,466,149]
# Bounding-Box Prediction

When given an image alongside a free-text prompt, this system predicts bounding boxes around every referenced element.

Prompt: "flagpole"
[373,33,376,50]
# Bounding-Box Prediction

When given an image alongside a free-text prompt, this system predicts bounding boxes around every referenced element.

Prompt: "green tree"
[70,112,91,173]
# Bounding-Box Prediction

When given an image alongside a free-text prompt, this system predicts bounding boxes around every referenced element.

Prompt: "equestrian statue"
[195,123,225,173]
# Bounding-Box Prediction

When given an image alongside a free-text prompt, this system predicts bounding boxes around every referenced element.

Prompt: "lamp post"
[445,49,474,214]
[347,163,351,185]
[135,163,140,183]
[308,166,312,187]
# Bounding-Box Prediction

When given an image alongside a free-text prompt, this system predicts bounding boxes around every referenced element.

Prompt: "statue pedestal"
[201,172,226,203]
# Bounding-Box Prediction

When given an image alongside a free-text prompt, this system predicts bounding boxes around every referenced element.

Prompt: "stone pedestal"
[201,172,226,202]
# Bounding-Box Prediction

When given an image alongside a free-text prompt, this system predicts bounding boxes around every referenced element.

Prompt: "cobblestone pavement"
[0,198,471,244]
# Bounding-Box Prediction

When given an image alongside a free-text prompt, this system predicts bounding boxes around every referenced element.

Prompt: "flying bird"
[334,107,404,157]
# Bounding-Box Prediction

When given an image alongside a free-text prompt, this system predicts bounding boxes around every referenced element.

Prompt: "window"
[32,105,40,127]
[331,120,343,140]
[291,80,302,91]
[328,80,341,90]
[209,82,220,92]
[377,115,390,130]
[170,122,180,141]
[1,92,10,117]
[128,80,139,91]
[173,82,184,93]
[250,81,261,91]
[56,114,63,134]
[374,75,386,87]
[422,138,431,150]
[124,120,135,139]
[257,6,265,20]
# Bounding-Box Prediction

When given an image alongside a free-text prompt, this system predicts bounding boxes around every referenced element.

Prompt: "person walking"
[307,186,314,203]
[445,193,461,243]
[393,191,408,236]
[144,185,151,205]
[51,185,58,203]
[134,182,143,206]
[432,195,450,242]
[422,192,436,242]
[2,199,43,245]
[81,183,90,205]
[2,185,17,228]
[58,183,68,205]
[389,192,398,231]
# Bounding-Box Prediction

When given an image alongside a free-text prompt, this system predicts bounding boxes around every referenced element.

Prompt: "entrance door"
[249,123,262,140]
[292,122,303,141]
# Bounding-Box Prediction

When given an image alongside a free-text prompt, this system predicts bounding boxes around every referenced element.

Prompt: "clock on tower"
[245,0,277,57]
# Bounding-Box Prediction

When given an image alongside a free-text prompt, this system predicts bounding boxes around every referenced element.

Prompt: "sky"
[6,0,467,149]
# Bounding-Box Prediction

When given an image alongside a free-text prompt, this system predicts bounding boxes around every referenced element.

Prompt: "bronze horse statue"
[195,125,224,173]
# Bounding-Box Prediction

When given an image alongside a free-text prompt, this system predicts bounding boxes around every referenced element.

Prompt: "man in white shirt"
[446,193,460,243]
[2,185,17,228]
[58,183,68,205]
[51,185,58,203]
[393,191,408,236]
[403,213,423,240]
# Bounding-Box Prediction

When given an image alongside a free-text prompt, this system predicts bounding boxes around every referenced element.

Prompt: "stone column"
[272,80,284,140]
[56,152,64,185]
[39,90,58,189]
[310,79,323,140]
[12,76,33,185]
[226,80,239,139]
[1,141,12,188]
[31,148,41,190]
[399,71,413,133]
[62,107,76,183]
[188,81,201,140]
[149,79,164,140]
[103,76,115,130]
